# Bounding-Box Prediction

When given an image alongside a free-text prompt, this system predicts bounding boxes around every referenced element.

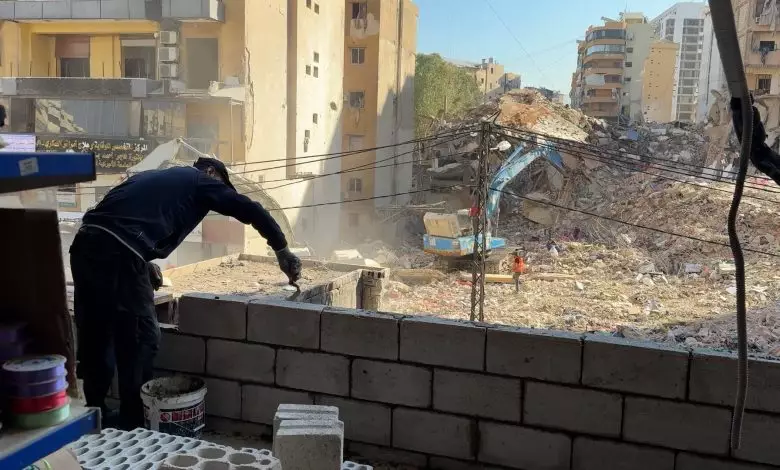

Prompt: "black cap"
[195,157,235,191]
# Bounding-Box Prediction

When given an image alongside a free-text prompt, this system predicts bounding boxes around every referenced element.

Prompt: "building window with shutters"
[348,177,362,193]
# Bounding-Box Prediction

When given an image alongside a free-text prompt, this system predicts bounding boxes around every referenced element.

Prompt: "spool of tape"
[9,391,68,414]
[13,400,70,429]
[3,355,66,384]
[5,377,68,399]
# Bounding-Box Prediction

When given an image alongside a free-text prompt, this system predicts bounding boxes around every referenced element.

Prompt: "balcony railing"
[0,0,223,22]
[0,77,169,99]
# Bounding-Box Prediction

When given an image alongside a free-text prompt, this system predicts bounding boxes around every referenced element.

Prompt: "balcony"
[0,77,168,99]
[583,53,625,65]
[584,67,623,76]
[585,109,620,118]
[746,50,780,69]
[164,0,224,22]
[0,0,159,21]
[582,95,618,104]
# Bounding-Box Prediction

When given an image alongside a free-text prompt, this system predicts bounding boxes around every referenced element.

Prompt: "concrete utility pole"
[470,121,490,321]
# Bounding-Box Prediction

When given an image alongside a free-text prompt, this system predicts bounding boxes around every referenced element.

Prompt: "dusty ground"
[383,242,780,358]
[164,259,343,298]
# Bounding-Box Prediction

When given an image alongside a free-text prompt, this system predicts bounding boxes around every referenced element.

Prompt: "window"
[351,48,365,64]
[490,67,494,73]
[35,99,141,137]
[303,129,310,153]
[351,2,367,19]
[60,58,90,78]
[348,213,360,227]
[306,0,311,7]
[313,66,319,78]
[758,75,772,92]
[348,177,363,193]
[122,39,156,79]
[349,91,365,108]
[625,61,632,67]
[626,47,634,53]
[605,74,622,83]
[624,77,631,82]
[143,101,186,138]
[185,38,219,89]
[585,29,626,41]
[306,65,312,75]
[314,52,320,63]
[759,40,776,51]
[584,44,625,56]
[347,135,364,151]
[314,3,319,13]
[313,113,318,124]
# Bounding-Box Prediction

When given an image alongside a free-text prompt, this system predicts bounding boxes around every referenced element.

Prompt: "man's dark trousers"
[70,226,160,430]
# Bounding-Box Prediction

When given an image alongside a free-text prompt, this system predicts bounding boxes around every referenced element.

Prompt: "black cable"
[495,122,775,183]
[493,131,780,195]
[223,126,478,167]
[493,132,780,203]
[490,187,780,258]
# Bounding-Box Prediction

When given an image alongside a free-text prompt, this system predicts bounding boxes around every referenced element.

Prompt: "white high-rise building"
[696,5,726,123]
[650,2,707,122]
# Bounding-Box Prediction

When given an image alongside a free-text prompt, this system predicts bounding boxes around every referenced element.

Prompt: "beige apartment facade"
[622,12,655,121]
[733,0,780,95]
[574,20,627,121]
[342,0,418,242]
[641,40,680,123]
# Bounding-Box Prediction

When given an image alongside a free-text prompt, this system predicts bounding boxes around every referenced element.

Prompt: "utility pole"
[470,121,490,321]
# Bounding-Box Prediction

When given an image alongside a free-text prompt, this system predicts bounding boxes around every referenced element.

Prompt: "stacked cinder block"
[272,404,346,470]
[69,428,281,470]
[157,294,780,470]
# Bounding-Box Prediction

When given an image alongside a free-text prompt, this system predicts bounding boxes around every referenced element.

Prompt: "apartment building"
[342,0,418,242]
[571,19,627,122]
[650,2,706,122]
[0,0,346,259]
[732,0,780,96]
[642,40,681,122]
[696,5,726,122]
[621,12,655,121]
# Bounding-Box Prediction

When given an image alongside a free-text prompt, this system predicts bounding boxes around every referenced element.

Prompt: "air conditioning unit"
[158,63,179,78]
[159,47,179,62]
[160,31,178,45]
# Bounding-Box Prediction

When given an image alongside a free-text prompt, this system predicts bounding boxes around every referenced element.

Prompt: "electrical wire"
[495,123,776,184]
[223,126,479,168]
[493,132,780,203]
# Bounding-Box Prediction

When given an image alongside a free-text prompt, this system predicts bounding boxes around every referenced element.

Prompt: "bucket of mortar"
[141,376,207,438]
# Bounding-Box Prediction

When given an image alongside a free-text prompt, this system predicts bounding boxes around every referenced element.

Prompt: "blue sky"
[415,0,703,96]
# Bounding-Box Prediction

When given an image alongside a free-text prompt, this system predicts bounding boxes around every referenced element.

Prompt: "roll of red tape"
[9,390,68,414]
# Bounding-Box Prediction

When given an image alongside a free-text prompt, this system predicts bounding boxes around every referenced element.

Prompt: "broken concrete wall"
[155,298,780,470]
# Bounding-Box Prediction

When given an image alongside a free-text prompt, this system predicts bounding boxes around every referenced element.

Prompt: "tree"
[415,53,481,136]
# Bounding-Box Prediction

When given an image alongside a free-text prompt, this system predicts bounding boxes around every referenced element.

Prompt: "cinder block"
[178,293,247,340]
[277,404,339,414]
[582,335,689,399]
[275,427,343,470]
[689,350,780,413]
[733,412,780,466]
[572,437,674,470]
[392,408,474,459]
[274,419,344,460]
[400,316,486,371]
[206,339,275,383]
[247,299,322,348]
[433,369,521,421]
[677,453,776,470]
[204,378,241,419]
[321,308,399,360]
[524,382,622,437]
[346,442,428,467]
[623,397,730,455]
[352,359,431,407]
[276,349,350,396]
[478,421,570,470]
[156,331,205,373]
[273,405,339,437]
[486,327,582,383]
[317,396,392,446]
[242,384,314,425]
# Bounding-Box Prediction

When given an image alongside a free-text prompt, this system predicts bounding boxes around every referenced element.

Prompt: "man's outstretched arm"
[195,175,302,283]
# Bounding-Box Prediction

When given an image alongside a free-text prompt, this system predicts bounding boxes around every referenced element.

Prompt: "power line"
[494,132,780,202]
[492,187,780,259]
[483,0,553,86]
[223,126,478,168]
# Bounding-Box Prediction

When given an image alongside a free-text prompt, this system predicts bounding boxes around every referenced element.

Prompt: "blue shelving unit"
[0,151,96,194]
[0,405,101,469]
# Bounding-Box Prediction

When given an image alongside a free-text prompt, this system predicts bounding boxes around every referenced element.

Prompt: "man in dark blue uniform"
[70,157,301,430]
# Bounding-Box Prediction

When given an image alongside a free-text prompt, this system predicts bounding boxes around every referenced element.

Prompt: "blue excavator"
[422,141,563,270]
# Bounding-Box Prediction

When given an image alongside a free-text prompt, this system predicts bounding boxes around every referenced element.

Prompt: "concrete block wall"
[156,297,780,470]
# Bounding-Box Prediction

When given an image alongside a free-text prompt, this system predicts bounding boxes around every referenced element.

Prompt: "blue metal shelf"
[0,405,100,469]
[0,152,96,194]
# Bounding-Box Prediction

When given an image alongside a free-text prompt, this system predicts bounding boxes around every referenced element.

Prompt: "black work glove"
[731,96,780,186]
[148,262,163,291]
[275,246,302,284]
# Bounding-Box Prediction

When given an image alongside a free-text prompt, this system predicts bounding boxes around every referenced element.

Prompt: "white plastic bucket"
[140,376,207,438]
